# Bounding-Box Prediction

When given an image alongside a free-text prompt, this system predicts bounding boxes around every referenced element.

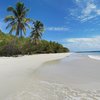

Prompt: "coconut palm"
[30,20,44,45]
[4,2,31,37]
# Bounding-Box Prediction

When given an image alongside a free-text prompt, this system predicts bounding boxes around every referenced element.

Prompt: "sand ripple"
[5,80,100,100]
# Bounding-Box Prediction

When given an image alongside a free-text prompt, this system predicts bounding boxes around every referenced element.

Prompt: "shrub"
[0,32,70,56]
[0,40,21,56]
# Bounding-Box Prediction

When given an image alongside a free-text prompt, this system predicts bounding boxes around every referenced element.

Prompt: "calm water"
[76,51,100,55]
[32,53,100,88]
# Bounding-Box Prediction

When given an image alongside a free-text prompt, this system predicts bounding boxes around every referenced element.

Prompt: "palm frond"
[7,7,18,17]
[6,21,16,29]
[4,16,15,22]
[5,2,30,37]
[9,24,17,34]
[24,23,31,29]
[22,27,26,35]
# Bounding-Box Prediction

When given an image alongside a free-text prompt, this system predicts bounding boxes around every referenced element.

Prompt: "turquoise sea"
[76,51,100,56]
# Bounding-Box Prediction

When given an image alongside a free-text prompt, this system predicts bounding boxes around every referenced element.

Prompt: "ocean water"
[5,53,100,100]
[77,51,100,60]
[77,51,100,56]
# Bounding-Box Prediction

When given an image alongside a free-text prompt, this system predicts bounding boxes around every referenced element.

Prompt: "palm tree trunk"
[20,30,22,38]
[16,25,19,37]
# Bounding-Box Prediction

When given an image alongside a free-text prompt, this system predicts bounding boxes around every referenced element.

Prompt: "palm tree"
[4,2,31,37]
[30,20,44,45]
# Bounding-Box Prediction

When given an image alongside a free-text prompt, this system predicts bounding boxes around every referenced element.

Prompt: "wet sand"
[33,53,100,90]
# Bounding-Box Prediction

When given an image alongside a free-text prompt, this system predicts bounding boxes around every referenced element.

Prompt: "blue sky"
[0,0,100,51]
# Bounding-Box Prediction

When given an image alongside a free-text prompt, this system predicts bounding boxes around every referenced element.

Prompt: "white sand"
[5,53,100,100]
[0,53,70,100]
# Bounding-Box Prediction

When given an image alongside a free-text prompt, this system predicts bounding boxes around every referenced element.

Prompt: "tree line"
[0,2,69,56]
[4,2,44,45]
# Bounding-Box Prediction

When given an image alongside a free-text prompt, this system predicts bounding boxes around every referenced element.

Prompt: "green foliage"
[0,2,69,56]
[4,2,31,37]
[0,41,21,56]
[0,32,69,56]
[30,20,44,45]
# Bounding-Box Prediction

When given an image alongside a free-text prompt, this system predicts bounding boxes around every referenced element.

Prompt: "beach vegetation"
[4,2,31,37]
[30,20,44,45]
[0,32,69,56]
[0,2,69,56]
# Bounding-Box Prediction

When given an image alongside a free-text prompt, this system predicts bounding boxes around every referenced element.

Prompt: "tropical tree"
[4,2,31,37]
[30,20,44,45]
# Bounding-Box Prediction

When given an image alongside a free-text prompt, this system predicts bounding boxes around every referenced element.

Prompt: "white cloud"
[46,27,69,31]
[70,0,100,22]
[81,3,96,16]
[63,36,100,51]
[96,9,100,15]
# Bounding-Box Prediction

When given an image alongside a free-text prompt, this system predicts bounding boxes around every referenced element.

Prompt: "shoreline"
[88,55,100,60]
[0,53,70,99]
[31,53,100,90]
[5,53,100,100]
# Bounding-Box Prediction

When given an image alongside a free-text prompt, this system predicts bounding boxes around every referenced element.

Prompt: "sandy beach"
[1,53,100,100]
[0,53,70,100]
[4,53,100,100]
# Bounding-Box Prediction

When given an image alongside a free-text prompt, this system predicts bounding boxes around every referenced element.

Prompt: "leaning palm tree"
[4,2,31,37]
[30,20,44,45]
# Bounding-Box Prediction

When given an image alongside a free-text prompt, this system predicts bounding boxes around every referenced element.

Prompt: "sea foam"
[88,55,100,60]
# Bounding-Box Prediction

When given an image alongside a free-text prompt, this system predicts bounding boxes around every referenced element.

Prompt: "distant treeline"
[76,51,100,53]
[0,31,69,56]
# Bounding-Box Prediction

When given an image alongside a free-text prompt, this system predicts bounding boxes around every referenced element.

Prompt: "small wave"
[88,55,100,60]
